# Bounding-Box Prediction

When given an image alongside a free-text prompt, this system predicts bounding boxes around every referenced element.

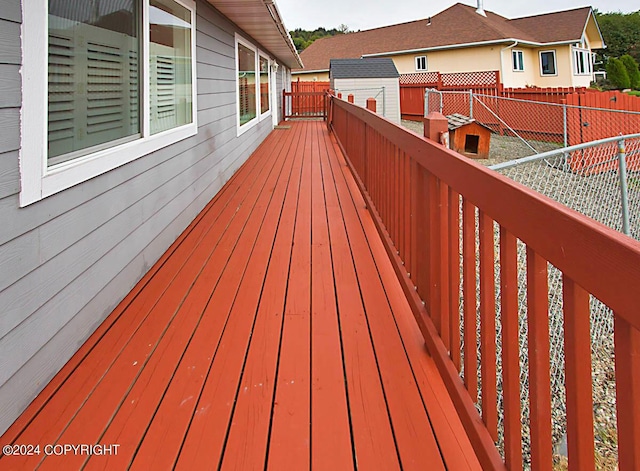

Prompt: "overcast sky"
[275,0,638,31]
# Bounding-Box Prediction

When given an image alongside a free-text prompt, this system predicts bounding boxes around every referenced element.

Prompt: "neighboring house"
[293,2,605,89]
[0,0,300,435]
[330,58,401,123]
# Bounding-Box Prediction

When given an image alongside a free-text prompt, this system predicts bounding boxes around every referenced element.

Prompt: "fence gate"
[283,90,328,119]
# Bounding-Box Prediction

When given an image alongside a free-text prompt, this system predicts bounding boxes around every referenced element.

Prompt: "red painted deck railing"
[328,95,640,470]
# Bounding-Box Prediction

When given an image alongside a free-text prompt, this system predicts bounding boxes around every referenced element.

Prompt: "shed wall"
[332,77,401,123]
[0,0,288,435]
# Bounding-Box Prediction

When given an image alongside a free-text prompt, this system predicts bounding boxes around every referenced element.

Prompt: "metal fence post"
[562,102,569,170]
[618,138,631,236]
[424,88,429,117]
[563,102,568,149]
[469,89,474,119]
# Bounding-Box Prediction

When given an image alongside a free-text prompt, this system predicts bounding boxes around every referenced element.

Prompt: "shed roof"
[330,58,400,79]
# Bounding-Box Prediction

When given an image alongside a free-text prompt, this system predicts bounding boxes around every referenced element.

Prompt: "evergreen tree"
[620,54,640,89]
[606,57,631,89]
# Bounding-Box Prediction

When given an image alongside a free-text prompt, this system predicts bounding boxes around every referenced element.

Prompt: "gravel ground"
[400,119,625,468]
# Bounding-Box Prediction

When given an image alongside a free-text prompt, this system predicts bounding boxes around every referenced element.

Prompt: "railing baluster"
[439,180,450,351]
[426,171,439,326]
[526,248,553,471]
[562,276,595,471]
[479,210,498,441]
[462,198,478,401]
[615,316,640,470]
[448,188,460,369]
[500,228,523,470]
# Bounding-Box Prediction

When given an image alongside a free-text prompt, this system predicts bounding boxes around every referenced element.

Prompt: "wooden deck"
[0,121,481,470]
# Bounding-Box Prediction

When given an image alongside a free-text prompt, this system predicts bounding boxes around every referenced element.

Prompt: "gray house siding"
[0,0,290,435]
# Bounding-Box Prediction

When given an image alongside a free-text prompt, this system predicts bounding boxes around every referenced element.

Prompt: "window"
[259,56,270,115]
[512,50,524,72]
[415,56,427,71]
[235,35,272,134]
[539,50,557,76]
[21,0,197,206]
[573,47,593,75]
[237,42,257,126]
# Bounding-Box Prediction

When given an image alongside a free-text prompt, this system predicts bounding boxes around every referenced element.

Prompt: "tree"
[289,26,349,53]
[595,10,640,66]
[620,54,640,89]
[606,57,631,89]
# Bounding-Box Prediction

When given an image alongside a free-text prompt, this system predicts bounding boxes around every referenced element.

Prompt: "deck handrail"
[328,95,640,470]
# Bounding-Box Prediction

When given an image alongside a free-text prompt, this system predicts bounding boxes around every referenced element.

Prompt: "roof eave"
[207,0,303,69]
[360,38,584,58]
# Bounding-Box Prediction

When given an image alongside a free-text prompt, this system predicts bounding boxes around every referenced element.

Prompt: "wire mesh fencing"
[425,89,640,164]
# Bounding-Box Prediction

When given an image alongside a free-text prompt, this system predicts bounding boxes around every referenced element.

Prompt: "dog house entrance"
[464,134,480,154]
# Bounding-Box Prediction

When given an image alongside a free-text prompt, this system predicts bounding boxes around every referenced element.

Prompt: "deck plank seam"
[123,121,300,469]
[210,121,308,470]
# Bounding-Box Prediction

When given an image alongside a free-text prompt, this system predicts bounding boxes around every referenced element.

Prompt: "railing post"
[469,89,474,119]
[348,94,354,104]
[617,138,631,236]
[423,112,449,147]
[366,97,377,113]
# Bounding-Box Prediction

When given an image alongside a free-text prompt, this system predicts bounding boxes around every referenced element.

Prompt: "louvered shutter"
[48,23,139,163]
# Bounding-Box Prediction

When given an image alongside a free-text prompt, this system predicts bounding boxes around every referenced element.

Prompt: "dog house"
[447,113,492,159]
[330,58,401,124]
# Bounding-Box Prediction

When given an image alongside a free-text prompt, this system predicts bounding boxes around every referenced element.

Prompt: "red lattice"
[399,72,439,85]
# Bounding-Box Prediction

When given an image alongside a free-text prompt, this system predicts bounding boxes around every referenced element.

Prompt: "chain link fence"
[487,135,639,468]
[422,88,640,468]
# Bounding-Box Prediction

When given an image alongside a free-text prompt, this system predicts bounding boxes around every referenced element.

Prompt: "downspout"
[500,40,519,87]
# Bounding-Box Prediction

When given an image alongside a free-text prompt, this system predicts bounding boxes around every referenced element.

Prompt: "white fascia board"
[361,38,581,58]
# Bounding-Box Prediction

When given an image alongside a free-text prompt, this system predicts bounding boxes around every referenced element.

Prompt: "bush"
[606,57,631,89]
[620,54,640,90]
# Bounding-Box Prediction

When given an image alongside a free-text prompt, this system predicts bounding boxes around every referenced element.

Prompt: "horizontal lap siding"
[0,0,279,435]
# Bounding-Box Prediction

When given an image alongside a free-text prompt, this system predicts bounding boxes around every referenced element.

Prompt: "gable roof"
[296,3,600,72]
[330,58,400,79]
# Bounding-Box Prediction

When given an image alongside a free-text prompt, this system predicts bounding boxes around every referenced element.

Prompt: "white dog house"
[330,58,401,124]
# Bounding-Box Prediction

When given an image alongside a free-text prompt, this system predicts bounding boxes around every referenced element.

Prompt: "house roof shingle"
[330,58,400,79]
[296,3,596,72]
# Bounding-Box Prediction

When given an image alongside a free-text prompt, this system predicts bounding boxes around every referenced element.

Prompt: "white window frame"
[235,34,272,136]
[572,46,593,76]
[512,50,524,72]
[258,52,272,120]
[19,0,198,207]
[539,50,557,77]
[415,55,427,72]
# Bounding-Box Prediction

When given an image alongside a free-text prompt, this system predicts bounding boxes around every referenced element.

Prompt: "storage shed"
[330,58,401,124]
[447,113,492,159]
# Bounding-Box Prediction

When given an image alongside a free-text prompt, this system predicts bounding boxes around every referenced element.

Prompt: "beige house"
[293,2,605,89]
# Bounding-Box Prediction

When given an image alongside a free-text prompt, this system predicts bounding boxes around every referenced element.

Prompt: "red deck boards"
[0,121,480,470]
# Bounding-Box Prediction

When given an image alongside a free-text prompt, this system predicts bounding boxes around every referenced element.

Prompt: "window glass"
[48,0,140,164]
[540,51,556,75]
[149,0,193,134]
[415,56,427,71]
[573,48,591,75]
[260,56,270,115]
[512,50,524,71]
[238,43,257,126]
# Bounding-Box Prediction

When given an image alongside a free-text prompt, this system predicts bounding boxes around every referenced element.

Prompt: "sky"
[275,0,639,31]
